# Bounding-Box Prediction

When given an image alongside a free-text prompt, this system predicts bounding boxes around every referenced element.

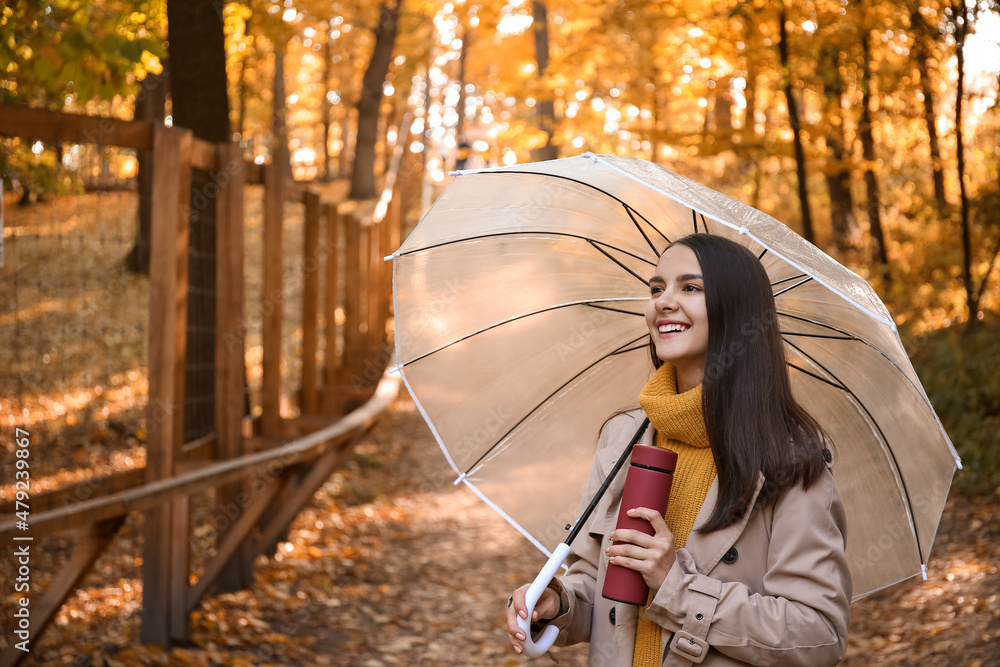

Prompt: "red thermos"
[601,444,678,605]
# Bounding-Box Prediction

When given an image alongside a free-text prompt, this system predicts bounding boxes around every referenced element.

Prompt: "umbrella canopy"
[390,153,961,599]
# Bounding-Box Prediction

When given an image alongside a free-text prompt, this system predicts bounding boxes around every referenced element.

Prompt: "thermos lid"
[630,444,678,472]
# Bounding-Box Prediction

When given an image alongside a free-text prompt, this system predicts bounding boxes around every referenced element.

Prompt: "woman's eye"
[683,283,702,292]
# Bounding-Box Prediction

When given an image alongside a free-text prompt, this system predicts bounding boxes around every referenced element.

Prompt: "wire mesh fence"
[0,177,151,492]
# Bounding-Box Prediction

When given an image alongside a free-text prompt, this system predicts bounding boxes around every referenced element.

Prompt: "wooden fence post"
[378,182,402,347]
[261,152,285,434]
[141,125,193,646]
[342,211,364,409]
[214,142,253,592]
[362,216,388,360]
[322,204,342,412]
[301,188,322,415]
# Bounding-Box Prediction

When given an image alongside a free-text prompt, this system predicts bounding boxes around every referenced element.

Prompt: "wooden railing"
[0,105,410,661]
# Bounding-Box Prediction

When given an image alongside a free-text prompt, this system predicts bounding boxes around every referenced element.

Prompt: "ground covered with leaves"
[2,392,997,666]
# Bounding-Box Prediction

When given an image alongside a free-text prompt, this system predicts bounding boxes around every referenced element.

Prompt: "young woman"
[506,234,851,666]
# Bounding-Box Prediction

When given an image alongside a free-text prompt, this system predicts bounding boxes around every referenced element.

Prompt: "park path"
[272,392,592,667]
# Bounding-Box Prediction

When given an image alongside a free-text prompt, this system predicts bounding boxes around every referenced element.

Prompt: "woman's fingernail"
[627,508,635,515]
[515,646,522,654]
[519,610,527,619]
[517,632,525,641]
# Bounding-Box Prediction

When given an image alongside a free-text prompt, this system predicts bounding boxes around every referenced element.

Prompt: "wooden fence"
[0,105,411,662]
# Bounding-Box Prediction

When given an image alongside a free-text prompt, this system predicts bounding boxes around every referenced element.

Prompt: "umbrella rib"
[772,276,814,298]
[625,204,672,248]
[588,240,655,286]
[785,361,849,390]
[781,332,853,341]
[467,169,673,256]
[623,205,663,256]
[777,310,932,401]
[758,248,768,260]
[399,299,647,368]
[394,231,654,264]
[614,342,650,355]
[771,273,809,287]
[782,337,927,568]
[462,334,650,475]
[692,210,712,234]
[586,303,646,317]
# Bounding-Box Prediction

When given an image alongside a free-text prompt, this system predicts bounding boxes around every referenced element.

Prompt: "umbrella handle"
[517,542,571,657]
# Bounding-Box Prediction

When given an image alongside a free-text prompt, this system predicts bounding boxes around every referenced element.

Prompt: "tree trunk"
[349,0,402,200]
[238,15,251,143]
[776,0,814,244]
[419,62,435,215]
[859,23,892,287]
[339,108,354,178]
[912,6,947,207]
[322,25,333,181]
[713,76,733,134]
[531,0,558,161]
[741,19,762,208]
[952,2,974,321]
[650,69,664,163]
[820,44,856,256]
[166,0,230,445]
[125,70,168,275]
[272,48,294,183]
[456,24,471,139]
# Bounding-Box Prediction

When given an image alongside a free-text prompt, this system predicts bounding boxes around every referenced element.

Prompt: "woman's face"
[646,244,709,389]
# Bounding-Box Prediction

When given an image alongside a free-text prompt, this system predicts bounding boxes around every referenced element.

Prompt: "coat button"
[609,608,616,625]
[695,613,704,620]
[722,547,738,564]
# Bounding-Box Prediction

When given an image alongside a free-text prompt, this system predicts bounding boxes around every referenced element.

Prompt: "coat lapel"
[684,473,766,573]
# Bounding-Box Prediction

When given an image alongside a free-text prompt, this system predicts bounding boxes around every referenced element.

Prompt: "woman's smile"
[654,320,691,334]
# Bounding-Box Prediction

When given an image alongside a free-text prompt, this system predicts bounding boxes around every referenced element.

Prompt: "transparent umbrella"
[389,153,960,620]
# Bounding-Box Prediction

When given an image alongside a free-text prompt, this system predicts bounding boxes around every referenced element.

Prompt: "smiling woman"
[507,234,852,667]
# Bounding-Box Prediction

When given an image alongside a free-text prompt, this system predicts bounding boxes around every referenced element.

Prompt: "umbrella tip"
[581,152,599,163]
[921,564,928,581]
[384,253,397,261]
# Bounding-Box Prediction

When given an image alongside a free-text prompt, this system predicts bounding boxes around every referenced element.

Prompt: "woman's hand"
[506,583,560,655]
[606,507,677,592]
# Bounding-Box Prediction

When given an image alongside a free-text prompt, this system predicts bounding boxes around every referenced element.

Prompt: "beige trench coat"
[545,409,851,667]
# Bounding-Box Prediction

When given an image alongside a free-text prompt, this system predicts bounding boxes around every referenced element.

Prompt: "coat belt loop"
[663,583,720,666]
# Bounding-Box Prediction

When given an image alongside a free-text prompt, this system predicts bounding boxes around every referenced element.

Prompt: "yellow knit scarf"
[631,364,716,667]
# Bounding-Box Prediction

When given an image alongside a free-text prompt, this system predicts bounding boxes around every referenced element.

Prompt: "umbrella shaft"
[565,418,650,546]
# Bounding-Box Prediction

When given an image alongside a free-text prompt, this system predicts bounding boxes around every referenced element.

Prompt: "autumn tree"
[350,0,403,198]
[816,3,858,256]
[910,2,948,208]
[774,0,815,244]
[0,1,164,200]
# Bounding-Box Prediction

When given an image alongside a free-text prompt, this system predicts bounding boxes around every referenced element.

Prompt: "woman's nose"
[654,291,676,311]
